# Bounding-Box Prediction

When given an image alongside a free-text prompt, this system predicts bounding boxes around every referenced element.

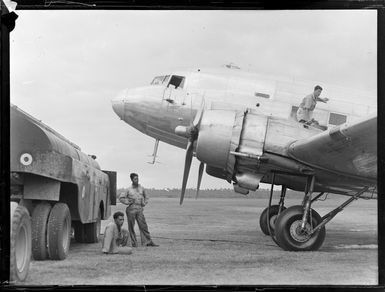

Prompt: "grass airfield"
[21,192,378,286]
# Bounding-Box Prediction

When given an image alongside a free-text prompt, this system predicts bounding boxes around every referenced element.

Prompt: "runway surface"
[21,196,378,285]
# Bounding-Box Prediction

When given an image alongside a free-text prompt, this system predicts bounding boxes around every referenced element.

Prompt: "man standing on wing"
[119,173,158,247]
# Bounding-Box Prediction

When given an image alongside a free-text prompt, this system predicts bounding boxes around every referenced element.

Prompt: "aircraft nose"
[111,89,128,119]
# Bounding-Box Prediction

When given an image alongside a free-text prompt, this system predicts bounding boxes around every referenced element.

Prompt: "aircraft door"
[161,75,193,122]
[163,86,188,107]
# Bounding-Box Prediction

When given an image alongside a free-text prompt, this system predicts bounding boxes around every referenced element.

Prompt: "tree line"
[116,187,304,199]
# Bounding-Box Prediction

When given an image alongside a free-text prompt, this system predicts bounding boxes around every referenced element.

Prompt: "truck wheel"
[85,208,102,243]
[259,205,286,235]
[31,202,52,260]
[47,203,71,260]
[10,205,32,282]
[73,221,86,243]
[74,208,102,243]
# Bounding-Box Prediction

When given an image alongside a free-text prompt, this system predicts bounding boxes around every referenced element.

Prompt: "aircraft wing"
[287,116,377,181]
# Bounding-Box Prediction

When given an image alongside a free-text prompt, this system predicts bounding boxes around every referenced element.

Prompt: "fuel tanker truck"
[10,105,116,282]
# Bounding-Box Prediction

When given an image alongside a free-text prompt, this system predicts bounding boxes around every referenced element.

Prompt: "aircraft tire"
[275,205,326,251]
[31,202,52,260]
[47,203,71,260]
[10,204,32,282]
[73,208,101,243]
[259,205,286,235]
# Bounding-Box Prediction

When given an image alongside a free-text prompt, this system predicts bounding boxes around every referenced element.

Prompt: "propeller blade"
[180,141,194,205]
[181,98,205,205]
[192,98,205,127]
[196,162,205,199]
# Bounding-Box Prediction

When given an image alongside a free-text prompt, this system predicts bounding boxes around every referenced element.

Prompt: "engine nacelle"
[196,107,272,189]
[205,165,228,180]
[196,108,268,185]
[196,110,244,182]
[194,108,320,192]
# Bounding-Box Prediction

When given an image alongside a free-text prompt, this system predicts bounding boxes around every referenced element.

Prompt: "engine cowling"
[196,109,268,186]
[176,106,320,200]
[195,110,243,182]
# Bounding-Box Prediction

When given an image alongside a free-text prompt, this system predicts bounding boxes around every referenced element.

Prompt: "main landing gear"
[259,172,370,251]
[259,185,287,236]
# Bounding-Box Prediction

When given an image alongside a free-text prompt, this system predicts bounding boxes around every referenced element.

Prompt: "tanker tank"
[10,104,116,282]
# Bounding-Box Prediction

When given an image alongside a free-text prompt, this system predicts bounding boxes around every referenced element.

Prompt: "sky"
[10,10,377,189]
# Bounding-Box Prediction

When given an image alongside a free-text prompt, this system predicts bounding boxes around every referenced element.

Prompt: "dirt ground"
[18,196,378,286]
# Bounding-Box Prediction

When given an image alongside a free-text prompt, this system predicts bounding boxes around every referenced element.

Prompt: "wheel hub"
[16,225,27,271]
[289,220,312,242]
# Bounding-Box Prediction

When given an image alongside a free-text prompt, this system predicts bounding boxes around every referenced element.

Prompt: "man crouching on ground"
[102,211,133,254]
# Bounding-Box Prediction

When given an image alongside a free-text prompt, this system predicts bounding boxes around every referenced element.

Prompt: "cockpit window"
[151,75,170,85]
[167,75,185,89]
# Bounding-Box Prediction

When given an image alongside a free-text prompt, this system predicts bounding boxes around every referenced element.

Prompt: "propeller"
[177,99,205,205]
[196,162,205,199]
[180,140,194,205]
[192,100,204,127]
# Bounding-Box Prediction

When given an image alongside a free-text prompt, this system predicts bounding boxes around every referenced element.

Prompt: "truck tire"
[73,208,101,243]
[84,208,102,243]
[31,202,52,260]
[73,221,86,243]
[10,204,32,282]
[47,203,71,260]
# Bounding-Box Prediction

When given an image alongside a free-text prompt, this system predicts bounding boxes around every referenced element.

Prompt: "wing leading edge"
[288,116,377,182]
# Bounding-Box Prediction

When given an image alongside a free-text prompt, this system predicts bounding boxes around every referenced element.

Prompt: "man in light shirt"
[101,211,132,254]
[119,173,158,247]
[297,85,329,125]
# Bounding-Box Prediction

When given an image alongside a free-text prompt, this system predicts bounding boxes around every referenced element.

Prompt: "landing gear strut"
[274,175,326,251]
[259,173,287,236]
[268,172,370,251]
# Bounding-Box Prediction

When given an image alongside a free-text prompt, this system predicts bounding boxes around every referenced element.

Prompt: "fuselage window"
[151,75,170,85]
[163,75,170,84]
[168,75,185,89]
[329,113,347,125]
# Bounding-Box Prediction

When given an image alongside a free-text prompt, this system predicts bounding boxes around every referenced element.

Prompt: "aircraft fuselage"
[111,67,377,195]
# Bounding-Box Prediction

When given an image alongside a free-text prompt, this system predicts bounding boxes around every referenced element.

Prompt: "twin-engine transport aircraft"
[111,66,377,251]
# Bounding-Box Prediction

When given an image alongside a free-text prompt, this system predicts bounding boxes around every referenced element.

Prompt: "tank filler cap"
[20,153,33,166]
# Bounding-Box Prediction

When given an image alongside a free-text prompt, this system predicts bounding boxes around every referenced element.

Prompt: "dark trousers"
[126,207,152,246]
